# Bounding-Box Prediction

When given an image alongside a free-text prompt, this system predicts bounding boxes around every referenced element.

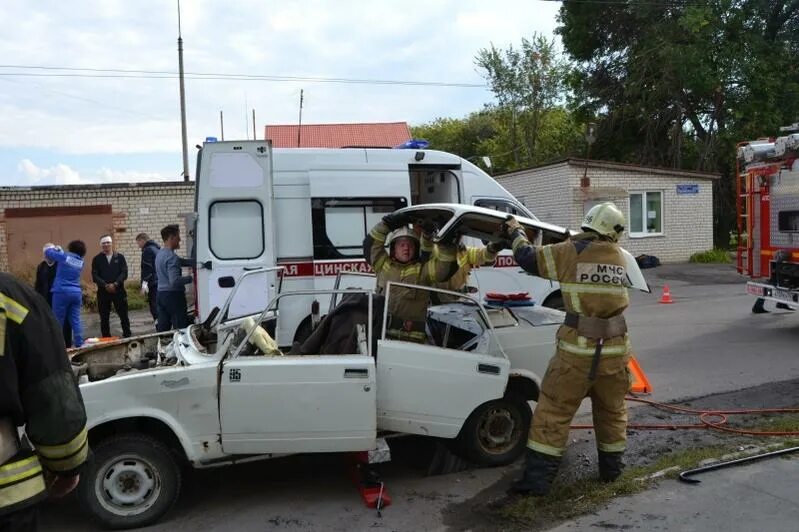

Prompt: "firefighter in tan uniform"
[420,236,502,302]
[502,202,632,496]
[0,272,89,530]
[363,212,458,342]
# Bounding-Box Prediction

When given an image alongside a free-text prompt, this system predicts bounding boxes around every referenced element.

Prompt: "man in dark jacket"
[135,233,161,322]
[34,244,72,347]
[0,272,88,531]
[91,235,131,338]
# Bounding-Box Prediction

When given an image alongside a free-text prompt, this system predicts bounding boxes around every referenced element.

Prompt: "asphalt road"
[43,263,799,531]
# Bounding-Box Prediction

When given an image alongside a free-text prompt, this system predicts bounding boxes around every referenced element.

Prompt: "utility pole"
[297,89,304,147]
[177,0,189,181]
[252,109,257,140]
[220,110,225,141]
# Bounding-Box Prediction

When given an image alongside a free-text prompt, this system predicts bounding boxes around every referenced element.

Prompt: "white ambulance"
[189,140,564,344]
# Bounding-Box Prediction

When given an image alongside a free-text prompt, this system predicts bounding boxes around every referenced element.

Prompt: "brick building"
[496,159,719,262]
[0,182,194,281]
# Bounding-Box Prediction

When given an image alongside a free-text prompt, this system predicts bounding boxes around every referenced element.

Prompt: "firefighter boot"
[509,450,561,496]
[598,451,625,482]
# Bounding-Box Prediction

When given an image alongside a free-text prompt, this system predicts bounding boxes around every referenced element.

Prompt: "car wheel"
[543,292,564,311]
[78,434,182,530]
[456,395,532,467]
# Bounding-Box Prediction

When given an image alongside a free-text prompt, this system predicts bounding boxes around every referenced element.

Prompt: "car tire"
[455,395,532,467]
[543,292,564,311]
[78,434,182,530]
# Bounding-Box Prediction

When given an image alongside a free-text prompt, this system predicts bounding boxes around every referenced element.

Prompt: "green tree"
[412,106,584,175]
[475,33,572,168]
[557,0,799,243]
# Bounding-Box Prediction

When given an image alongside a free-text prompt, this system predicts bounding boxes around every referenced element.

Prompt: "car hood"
[397,203,650,292]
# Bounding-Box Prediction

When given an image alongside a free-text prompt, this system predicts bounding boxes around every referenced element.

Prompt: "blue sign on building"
[676,184,699,195]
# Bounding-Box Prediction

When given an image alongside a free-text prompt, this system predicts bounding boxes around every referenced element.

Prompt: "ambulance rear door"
[195,141,277,321]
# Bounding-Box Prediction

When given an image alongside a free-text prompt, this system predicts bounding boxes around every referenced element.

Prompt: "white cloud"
[0,0,562,182]
[16,159,170,185]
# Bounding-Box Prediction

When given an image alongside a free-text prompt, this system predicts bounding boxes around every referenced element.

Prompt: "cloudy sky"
[0,0,560,186]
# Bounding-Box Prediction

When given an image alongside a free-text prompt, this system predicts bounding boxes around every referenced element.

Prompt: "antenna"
[297,89,304,148]
[244,94,249,140]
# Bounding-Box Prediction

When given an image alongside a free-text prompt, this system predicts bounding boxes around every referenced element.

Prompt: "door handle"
[344,368,369,378]
[243,266,263,271]
[477,363,501,375]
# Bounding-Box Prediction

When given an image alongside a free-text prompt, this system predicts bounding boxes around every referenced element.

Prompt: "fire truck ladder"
[736,146,754,276]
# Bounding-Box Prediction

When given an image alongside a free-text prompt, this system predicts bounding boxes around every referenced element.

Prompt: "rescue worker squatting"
[0,273,89,531]
[503,202,633,497]
[362,211,458,343]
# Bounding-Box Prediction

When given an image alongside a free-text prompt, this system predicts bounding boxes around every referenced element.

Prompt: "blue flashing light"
[205,137,218,143]
[395,139,429,149]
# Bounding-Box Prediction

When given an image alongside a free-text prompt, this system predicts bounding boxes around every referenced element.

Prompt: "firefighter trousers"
[528,349,631,457]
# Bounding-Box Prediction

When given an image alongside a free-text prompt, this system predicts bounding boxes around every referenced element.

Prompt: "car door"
[220,355,376,454]
[218,290,377,455]
[375,283,510,439]
[398,204,650,292]
[195,140,278,321]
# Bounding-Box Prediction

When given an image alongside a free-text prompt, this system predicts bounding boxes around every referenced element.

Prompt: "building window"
[312,197,407,259]
[629,192,663,237]
[209,200,264,259]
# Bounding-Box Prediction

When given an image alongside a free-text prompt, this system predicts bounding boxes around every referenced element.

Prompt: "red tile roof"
[265,122,411,148]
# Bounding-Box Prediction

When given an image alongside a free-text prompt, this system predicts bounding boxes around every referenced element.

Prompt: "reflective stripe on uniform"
[436,249,455,262]
[598,440,627,453]
[373,255,388,273]
[0,294,29,325]
[541,246,557,279]
[527,439,565,457]
[560,282,629,296]
[511,234,528,253]
[0,471,46,509]
[35,426,88,473]
[557,339,630,356]
[369,227,387,243]
[0,456,42,487]
[400,264,422,277]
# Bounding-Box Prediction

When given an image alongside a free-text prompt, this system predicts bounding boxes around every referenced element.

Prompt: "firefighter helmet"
[581,202,626,241]
[387,226,420,261]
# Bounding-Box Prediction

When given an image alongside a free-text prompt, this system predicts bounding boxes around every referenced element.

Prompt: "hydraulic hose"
[569,396,799,436]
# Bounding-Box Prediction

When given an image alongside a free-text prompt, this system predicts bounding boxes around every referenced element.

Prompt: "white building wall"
[497,162,716,263]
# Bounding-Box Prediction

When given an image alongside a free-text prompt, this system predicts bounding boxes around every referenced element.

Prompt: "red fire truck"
[736,124,799,309]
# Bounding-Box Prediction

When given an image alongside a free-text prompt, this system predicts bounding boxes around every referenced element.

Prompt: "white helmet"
[386,226,420,259]
[581,202,625,241]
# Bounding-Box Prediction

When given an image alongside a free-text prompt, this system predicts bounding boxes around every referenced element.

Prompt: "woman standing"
[45,240,86,347]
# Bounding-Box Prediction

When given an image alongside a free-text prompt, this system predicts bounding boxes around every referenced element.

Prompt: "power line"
[0,64,486,88]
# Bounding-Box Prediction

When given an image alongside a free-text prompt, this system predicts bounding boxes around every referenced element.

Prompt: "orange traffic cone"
[659,284,674,304]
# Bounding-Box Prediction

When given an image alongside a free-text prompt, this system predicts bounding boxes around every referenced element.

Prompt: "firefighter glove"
[487,241,507,254]
[501,215,522,237]
[420,219,438,236]
[383,212,411,231]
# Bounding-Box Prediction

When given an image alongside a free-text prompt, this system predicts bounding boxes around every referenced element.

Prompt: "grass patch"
[689,248,732,263]
[499,445,749,526]
[738,414,799,435]
[124,281,148,311]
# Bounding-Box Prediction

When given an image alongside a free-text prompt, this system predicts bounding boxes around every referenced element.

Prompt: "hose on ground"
[569,396,799,436]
